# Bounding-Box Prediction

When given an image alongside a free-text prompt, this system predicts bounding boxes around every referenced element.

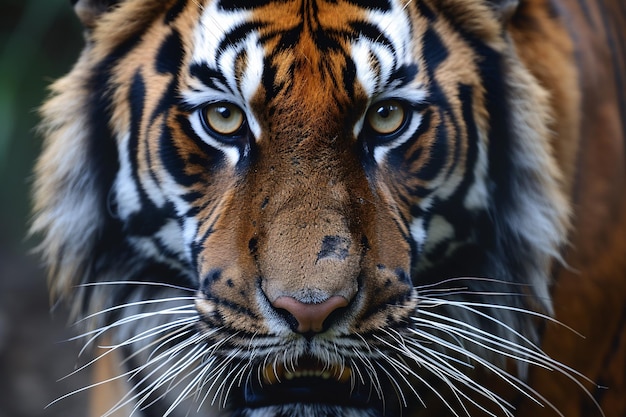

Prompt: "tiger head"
[33,0,572,416]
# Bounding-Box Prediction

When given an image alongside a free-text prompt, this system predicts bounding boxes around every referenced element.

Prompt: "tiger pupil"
[217,106,231,119]
[377,105,393,118]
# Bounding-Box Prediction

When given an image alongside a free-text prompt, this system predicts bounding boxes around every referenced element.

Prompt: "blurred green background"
[0,1,89,415]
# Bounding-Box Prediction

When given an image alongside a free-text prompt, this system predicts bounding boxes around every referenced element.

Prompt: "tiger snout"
[256,208,362,334]
[195,170,415,338]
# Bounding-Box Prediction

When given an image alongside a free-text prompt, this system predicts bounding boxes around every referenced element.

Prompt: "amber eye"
[201,102,245,137]
[366,100,406,136]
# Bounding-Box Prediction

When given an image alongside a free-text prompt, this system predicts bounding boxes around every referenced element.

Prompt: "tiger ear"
[487,0,519,22]
[71,0,119,28]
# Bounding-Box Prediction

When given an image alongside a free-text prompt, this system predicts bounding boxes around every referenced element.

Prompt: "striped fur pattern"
[32,0,626,416]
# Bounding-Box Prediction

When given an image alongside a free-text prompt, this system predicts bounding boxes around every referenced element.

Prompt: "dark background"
[1,1,90,415]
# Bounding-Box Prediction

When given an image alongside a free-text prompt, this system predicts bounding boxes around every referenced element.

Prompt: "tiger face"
[33,0,578,416]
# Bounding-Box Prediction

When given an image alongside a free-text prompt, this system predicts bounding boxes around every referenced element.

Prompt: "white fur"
[113,132,142,217]
[499,51,570,311]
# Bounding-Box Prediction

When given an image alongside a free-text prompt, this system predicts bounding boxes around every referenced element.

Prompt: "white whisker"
[77,280,197,293]
[72,304,197,357]
[75,296,197,325]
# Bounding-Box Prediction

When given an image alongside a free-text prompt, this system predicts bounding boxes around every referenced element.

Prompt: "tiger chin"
[32,0,626,416]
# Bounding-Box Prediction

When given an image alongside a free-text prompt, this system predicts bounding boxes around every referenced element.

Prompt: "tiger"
[31,0,626,416]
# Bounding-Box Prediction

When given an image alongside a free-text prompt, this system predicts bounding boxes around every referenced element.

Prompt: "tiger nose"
[272,295,349,334]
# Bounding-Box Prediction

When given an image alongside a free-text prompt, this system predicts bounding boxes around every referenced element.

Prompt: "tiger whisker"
[372,348,417,409]
[415,276,535,291]
[220,357,252,409]
[49,327,199,412]
[77,280,197,293]
[96,323,219,417]
[73,304,198,357]
[397,294,583,415]
[153,345,219,414]
[157,331,244,410]
[117,358,202,417]
[101,317,200,351]
[407,318,565,416]
[413,312,604,417]
[57,318,197,384]
[412,315,549,369]
[352,333,386,400]
[418,294,584,338]
[203,350,243,407]
[120,332,220,416]
[415,297,592,383]
[402,336,517,417]
[373,356,408,413]
[154,348,212,416]
[419,289,533,299]
[374,329,485,417]
[74,296,197,325]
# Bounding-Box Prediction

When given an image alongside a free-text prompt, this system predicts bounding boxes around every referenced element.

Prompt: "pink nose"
[272,295,349,333]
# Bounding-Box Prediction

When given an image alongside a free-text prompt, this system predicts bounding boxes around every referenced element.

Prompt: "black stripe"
[389,64,419,88]
[217,0,276,10]
[161,114,224,187]
[164,0,187,23]
[342,54,357,101]
[210,296,260,320]
[456,84,480,192]
[424,84,481,253]
[415,0,437,22]
[217,21,267,57]
[343,0,392,11]
[189,64,230,93]
[260,61,284,103]
[420,112,449,182]
[85,38,140,225]
[422,27,449,75]
[349,21,394,50]
[155,29,184,75]
[123,72,171,237]
[406,109,434,199]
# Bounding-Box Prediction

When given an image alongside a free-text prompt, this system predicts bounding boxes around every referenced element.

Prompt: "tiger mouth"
[239,357,383,411]
[260,357,352,385]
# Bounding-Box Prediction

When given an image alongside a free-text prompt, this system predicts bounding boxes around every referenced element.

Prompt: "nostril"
[272,295,348,334]
[275,307,300,332]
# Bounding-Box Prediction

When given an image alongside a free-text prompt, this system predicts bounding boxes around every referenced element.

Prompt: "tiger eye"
[202,102,245,136]
[366,100,406,136]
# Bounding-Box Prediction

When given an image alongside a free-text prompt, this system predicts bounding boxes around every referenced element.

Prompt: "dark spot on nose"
[261,196,269,209]
[249,237,258,254]
[316,235,351,262]
[361,235,370,250]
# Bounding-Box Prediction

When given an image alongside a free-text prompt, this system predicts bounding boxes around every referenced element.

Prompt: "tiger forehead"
[248,0,371,35]
[188,0,416,108]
